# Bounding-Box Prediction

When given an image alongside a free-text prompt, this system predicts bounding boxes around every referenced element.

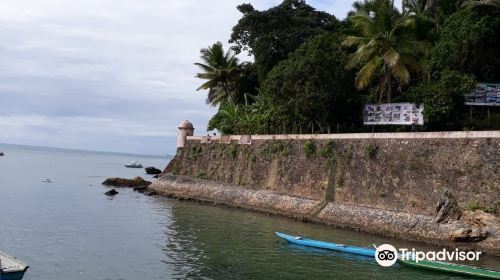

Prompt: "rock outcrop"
[105,189,119,196]
[434,190,462,223]
[102,176,151,188]
[451,211,500,249]
[145,167,162,175]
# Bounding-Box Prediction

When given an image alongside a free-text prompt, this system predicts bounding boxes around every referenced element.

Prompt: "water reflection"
[160,198,499,280]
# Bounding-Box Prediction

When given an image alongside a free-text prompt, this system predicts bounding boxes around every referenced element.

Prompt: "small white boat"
[124,161,143,168]
[0,251,29,280]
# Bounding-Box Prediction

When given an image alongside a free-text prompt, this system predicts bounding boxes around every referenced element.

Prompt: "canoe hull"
[275,232,375,257]
[399,259,500,279]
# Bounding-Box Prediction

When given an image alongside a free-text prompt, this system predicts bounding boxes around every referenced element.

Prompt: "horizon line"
[0,142,167,158]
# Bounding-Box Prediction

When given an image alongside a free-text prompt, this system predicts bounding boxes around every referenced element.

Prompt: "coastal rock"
[102,176,152,188]
[133,186,147,193]
[462,210,496,228]
[451,210,499,246]
[434,190,462,223]
[153,174,160,178]
[449,227,489,242]
[147,174,500,255]
[105,189,119,196]
[145,167,162,175]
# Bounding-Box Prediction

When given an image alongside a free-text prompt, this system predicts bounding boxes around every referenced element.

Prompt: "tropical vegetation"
[194,0,500,134]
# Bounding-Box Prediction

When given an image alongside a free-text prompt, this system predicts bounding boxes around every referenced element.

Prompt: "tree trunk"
[387,73,392,103]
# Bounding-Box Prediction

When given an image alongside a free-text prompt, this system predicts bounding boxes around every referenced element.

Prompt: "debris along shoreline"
[148,174,500,256]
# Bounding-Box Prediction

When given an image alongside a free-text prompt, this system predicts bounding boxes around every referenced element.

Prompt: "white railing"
[187,130,500,142]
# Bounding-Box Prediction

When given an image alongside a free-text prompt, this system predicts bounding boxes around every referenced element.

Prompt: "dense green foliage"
[194,0,500,135]
[207,101,269,135]
[229,0,338,80]
[429,7,500,81]
[404,70,476,128]
[259,33,360,133]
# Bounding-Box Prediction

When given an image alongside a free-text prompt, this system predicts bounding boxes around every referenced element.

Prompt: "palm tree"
[195,42,241,106]
[343,0,430,102]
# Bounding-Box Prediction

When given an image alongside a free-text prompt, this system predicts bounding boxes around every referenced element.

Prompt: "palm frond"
[383,48,400,67]
[194,41,241,106]
[390,61,411,85]
[342,36,371,47]
[355,56,383,89]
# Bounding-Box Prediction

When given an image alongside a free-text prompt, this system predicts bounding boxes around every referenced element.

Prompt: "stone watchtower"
[177,120,194,148]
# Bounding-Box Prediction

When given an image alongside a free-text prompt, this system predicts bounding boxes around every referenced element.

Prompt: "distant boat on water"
[0,251,29,280]
[42,178,53,183]
[0,152,4,156]
[125,161,143,168]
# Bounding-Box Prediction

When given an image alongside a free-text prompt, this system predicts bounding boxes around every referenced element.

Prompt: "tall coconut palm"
[195,42,241,106]
[343,0,430,102]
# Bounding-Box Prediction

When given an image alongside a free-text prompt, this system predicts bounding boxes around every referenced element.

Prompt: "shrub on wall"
[320,140,336,159]
[303,140,317,157]
[190,145,203,160]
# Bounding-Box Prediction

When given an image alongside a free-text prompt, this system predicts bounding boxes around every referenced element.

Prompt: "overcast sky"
[0,0,402,155]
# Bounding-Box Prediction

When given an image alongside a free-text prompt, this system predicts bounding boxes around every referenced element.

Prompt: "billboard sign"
[363,103,424,125]
[465,83,500,106]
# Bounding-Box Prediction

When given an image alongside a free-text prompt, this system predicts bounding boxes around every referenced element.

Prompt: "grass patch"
[190,145,203,159]
[320,140,336,158]
[261,141,291,156]
[364,143,378,159]
[303,140,317,157]
[197,171,207,179]
[466,201,498,214]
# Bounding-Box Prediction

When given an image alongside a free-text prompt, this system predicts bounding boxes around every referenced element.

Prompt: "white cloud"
[0,0,399,154]
[0,115,177,137]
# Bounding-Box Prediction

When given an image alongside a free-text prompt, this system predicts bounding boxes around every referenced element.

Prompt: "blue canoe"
[275,232,375,257]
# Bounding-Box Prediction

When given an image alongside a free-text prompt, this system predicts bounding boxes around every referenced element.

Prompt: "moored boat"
[0,152,4,156]
[276,232,500,279]
[275,232,375,257]
[0,251,29,280]
[124,161,143,168]
[399,258,500,279]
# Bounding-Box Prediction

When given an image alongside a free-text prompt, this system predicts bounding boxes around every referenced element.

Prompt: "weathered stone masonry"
[151,131,500,254]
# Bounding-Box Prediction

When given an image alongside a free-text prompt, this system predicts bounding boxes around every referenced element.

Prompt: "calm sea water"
[0,144,499,280]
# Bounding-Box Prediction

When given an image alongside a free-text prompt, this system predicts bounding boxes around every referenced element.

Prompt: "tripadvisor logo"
[374,244,482,267]
[375,244,398,267]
